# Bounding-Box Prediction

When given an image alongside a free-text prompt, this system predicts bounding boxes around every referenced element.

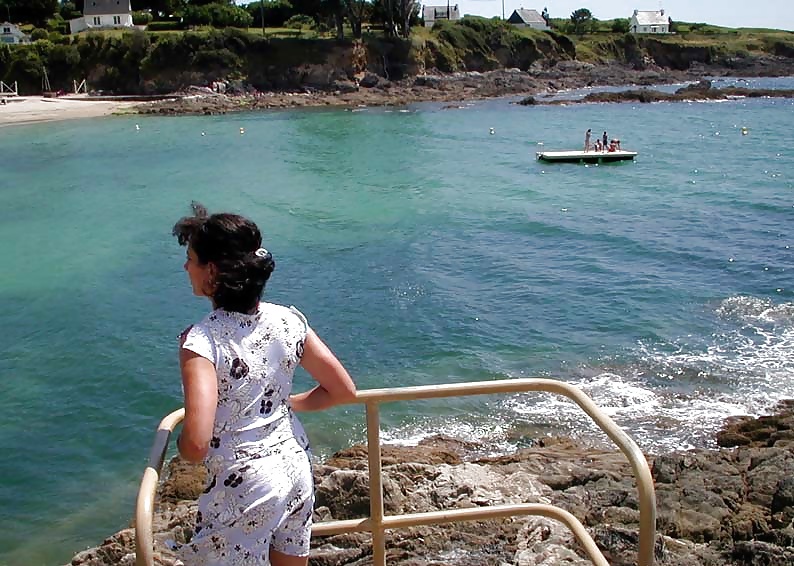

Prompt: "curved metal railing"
[135,378,656,566]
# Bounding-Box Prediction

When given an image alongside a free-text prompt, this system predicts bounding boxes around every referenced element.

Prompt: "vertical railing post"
[365,402,386,566]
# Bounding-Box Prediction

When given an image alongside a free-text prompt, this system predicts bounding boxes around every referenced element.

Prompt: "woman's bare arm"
[177,349,218,462]
[291,328,357,412]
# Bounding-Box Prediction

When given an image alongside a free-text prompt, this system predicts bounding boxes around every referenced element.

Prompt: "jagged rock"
[359,72,381,88]
[68,401,794,565]
[332,80,359,94]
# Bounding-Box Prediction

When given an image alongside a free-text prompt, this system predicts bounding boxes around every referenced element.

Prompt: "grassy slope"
[573,24,794,64]
[2,19,793,95]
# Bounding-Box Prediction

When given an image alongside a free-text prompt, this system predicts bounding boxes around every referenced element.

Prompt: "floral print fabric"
[178,302,313,564]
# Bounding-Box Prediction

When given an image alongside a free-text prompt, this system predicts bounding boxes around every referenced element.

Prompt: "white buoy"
[201,132,206,136]
[741,127,749,136]
[240,127,245,135]
[135,124,140,131]
[489,127,495,135]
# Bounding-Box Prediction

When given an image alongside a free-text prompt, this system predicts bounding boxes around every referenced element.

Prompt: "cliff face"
[1,25,793,97]
[640,38,714,70]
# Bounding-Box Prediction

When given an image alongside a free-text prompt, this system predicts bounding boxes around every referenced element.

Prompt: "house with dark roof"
[422,4,461,28]
[70,0,134,34]
[507,9,549,30]
[630,9,671,34]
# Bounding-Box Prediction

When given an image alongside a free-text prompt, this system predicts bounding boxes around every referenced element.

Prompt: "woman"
[173,203,357,565]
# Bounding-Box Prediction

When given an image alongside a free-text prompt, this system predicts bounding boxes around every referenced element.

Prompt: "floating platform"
[536,150,638,164]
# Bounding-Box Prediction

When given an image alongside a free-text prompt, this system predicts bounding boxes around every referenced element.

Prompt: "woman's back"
[183,302,309,471]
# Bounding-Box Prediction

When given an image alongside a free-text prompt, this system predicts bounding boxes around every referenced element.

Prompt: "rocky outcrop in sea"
[69,400,794,565]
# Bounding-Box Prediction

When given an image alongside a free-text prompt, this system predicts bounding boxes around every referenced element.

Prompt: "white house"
[507,9,549,30]
[630,9,671,34]
[0,22,30,44]
[70,0,134,34]
[423,4,461,28]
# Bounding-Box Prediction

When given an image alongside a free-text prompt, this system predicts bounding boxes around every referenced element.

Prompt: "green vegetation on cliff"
[1,18,792,96]
[573,27,794,68]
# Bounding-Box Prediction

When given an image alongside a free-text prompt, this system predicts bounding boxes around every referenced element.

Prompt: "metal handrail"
[135,378,656,566]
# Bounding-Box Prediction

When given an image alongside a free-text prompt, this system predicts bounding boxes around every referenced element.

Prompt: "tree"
[321,0,345,40]
[372,0,417,38]
[59,2,79,19]
[611,18,630,33]
[570,7,593,34]
[343,0,367,38]
[0,0,59,26]
[147,1,187,18]
[246,0,295,28]
[186,0,233,5]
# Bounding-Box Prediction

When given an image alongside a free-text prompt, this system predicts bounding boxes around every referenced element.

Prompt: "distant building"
[507,8,550,30]
[630,9,671,34]
[1,22,30,44]
[423,4,461,28]
[70,0,135,34]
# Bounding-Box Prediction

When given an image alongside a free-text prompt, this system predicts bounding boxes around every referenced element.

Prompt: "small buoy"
[240,127,245,134]
[741,127,748,136]
[201,132,206,136]
[135,124,140,131]
[489,127,495,135]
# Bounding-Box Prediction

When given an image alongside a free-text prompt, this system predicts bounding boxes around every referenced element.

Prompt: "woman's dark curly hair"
[173,202,275,314]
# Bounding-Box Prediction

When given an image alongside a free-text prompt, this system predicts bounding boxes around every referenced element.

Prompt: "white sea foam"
[379,296,794,455]
[381,414,516,455]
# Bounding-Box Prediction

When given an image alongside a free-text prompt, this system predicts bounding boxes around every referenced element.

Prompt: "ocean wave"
[378,295,794,455]
[716,295,794,326]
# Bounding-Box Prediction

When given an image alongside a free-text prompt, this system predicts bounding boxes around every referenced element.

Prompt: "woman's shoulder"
[259,301,300,318]
[260,302,308,329]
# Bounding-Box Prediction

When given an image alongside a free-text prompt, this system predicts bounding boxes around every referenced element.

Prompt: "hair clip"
[254,248,270,258]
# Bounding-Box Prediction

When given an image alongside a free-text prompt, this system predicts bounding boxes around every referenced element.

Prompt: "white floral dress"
[178,302,314,565]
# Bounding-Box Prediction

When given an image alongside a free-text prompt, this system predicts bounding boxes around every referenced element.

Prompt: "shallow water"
[1,78,793,564]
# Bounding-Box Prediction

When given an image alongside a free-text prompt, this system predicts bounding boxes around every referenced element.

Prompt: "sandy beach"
[0,96,137,127]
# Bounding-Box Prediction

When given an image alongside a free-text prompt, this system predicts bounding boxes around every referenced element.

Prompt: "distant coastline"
[3,68,794,127]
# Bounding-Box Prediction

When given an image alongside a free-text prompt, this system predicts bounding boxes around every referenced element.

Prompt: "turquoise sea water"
[1,79,793,565]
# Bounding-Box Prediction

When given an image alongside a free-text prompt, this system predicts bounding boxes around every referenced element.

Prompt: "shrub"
[284,14,315,30]
[611,18,630,33]
[31,28,50,42]
[209,4,254,28]
[183,5,213,27]
[46,16,68,34]
[146,21,184,32]
[133,11,154,26]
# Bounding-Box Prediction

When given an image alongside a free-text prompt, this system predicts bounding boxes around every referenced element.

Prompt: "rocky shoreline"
[132,59,794,117]
[68,400,794,566]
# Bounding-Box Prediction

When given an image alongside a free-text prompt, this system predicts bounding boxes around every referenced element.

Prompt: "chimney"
[661,9,665,16]
[633,9,638,16]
